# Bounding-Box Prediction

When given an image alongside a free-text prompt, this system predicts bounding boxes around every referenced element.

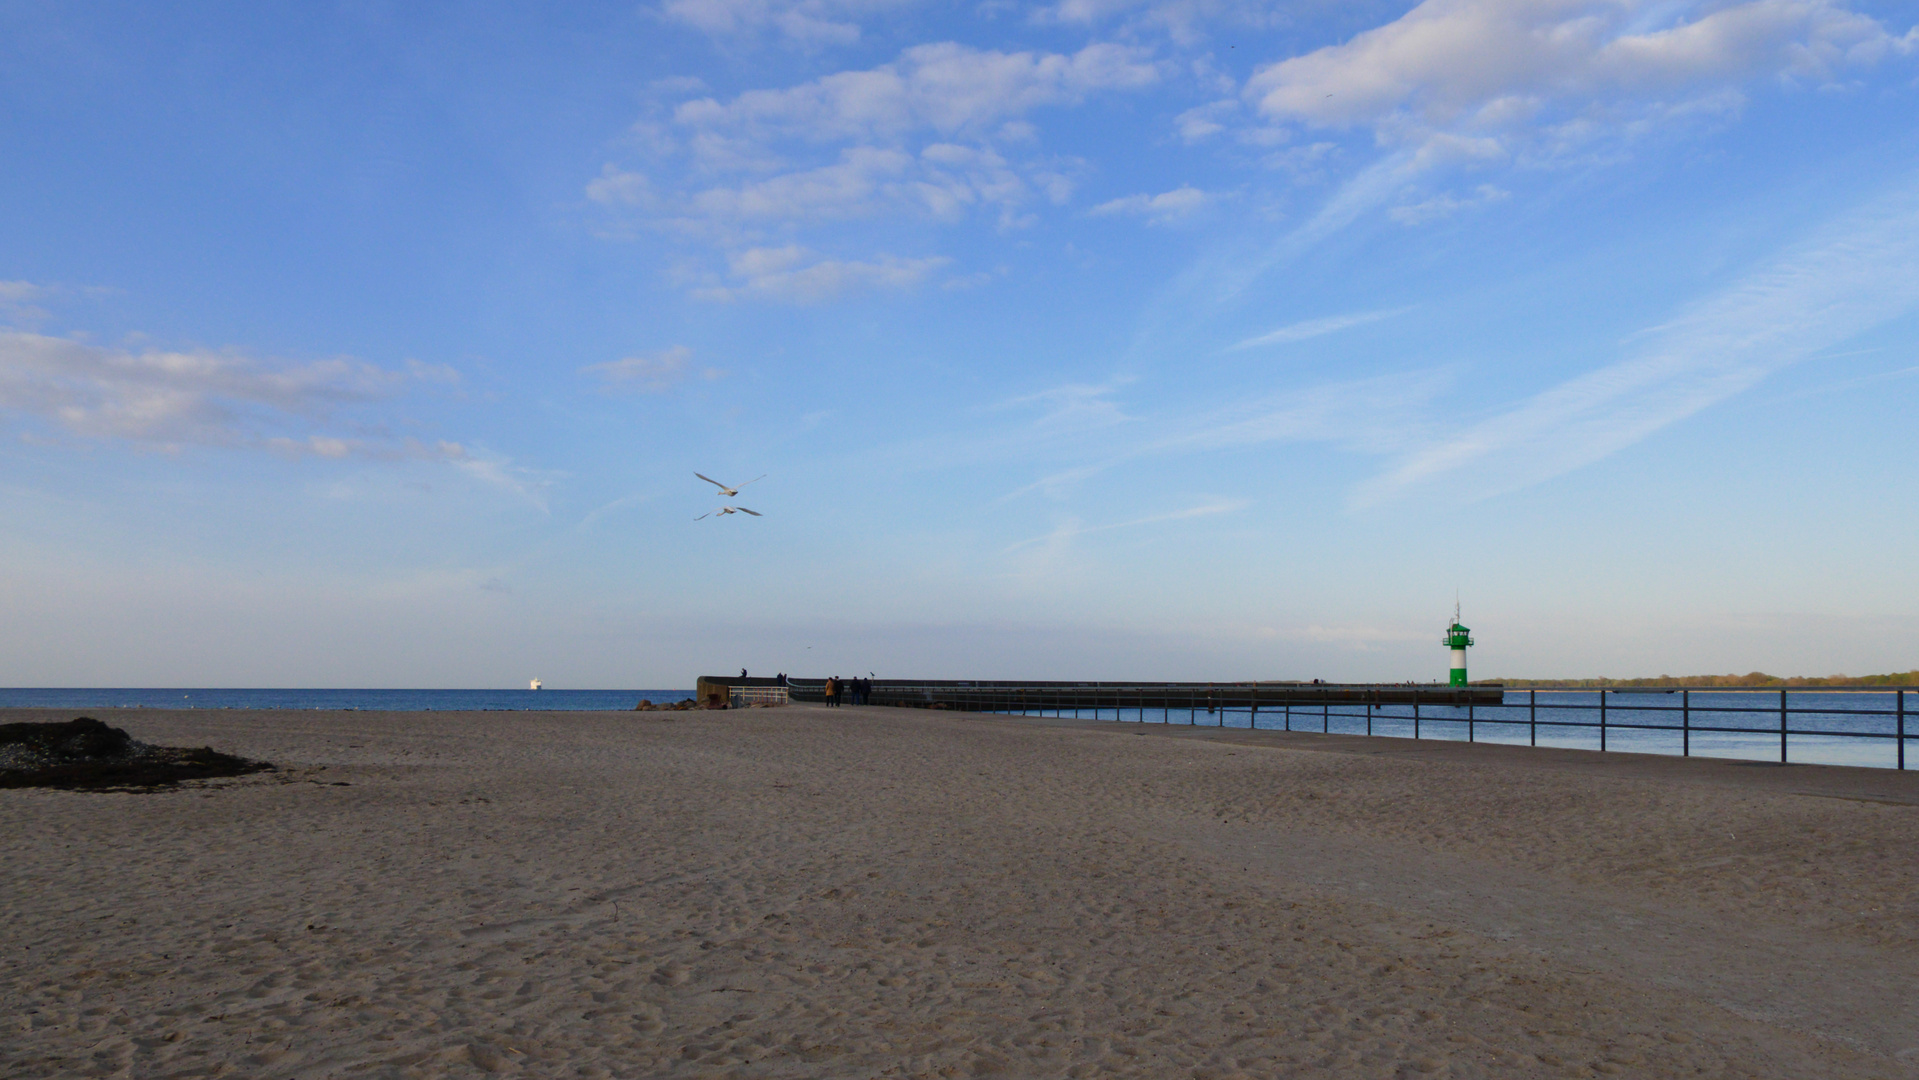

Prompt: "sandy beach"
[4,703,1918,1079]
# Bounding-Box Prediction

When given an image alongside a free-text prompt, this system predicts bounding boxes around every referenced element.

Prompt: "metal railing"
[729,685,790,707]
[790,680,1912,771]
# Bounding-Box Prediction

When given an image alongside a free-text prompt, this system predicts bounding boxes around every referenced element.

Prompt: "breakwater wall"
[782,679,1502,711]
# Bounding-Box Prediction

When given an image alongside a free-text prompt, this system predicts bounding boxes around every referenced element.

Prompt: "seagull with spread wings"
[696,506,762,520]
[696,472,764,497]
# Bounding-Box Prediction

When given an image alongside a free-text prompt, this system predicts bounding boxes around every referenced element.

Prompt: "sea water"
[991,690,1915,771]
[0,688,694,711]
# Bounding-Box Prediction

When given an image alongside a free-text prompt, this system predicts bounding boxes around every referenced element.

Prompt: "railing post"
[1682,689,1690,757]
[1366,693,1373,737]
[1899,689,1906,771]
[1780,689,1788,765]
[1468,698,1475,743]
[1413,690,1421,740]
[1323,698,1329,734]
[1529,689,1536,747]
[1600,689,1607,752]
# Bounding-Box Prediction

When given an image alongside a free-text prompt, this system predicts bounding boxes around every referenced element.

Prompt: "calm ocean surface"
[0,688,694,711]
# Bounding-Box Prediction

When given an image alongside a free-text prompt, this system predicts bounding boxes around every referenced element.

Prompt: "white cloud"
[585,165,656,208]
[1246,0,1907,138]
[618,143,1047,235]
[1209,0,1917,276]
[1354,177,1919,506]
[675,41,1160,141]
[0,332,522,499]
[658,0,906,47]
[593,41,1157,296]
[1031,0,1290,46]
[0,281,52,324]
[581,346,726,392]
[0,331,403,448]
[697,246,951,302]
[1175,99,1239,142]
[1229,305,1415,350]
[1090,185,1212,223]
[689,147,912,221]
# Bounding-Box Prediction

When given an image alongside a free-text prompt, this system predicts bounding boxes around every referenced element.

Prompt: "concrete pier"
[782,679,1504,711]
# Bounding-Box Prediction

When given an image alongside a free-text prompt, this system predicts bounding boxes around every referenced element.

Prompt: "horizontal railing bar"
[988,707,1907,739]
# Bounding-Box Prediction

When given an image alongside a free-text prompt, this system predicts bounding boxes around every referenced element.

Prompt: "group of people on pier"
[823,676,871,706]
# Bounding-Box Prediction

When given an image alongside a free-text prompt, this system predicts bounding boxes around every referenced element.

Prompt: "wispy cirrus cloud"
[1090,185,1212,224]
[1354,177,1919,506]
[985,367,1447,501]
[1390,183,1509,224]
[1229,305,1415,350]
[990,378,1136,430]
[1003,498,1249,552]
[581,345,725,391]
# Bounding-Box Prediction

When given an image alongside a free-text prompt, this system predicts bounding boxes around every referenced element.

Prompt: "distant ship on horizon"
[529,678,542,691]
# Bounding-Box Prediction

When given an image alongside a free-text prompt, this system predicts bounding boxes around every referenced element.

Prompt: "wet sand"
[3,703,1916,1078]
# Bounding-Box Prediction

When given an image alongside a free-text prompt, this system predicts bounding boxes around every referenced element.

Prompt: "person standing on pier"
[825,676,839,707]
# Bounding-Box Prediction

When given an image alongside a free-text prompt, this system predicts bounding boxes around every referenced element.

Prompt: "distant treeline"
[1485,671,1919,689]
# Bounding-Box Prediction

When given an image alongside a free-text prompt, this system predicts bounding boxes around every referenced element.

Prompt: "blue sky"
[3,0,1917,687]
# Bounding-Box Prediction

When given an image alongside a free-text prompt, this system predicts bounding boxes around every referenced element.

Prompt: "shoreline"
[5,703,1915,1077]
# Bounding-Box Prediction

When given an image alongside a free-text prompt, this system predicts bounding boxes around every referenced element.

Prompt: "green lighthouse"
[1443,601,1473,687]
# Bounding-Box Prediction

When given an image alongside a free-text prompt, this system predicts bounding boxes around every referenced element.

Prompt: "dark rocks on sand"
[0,717,273,792]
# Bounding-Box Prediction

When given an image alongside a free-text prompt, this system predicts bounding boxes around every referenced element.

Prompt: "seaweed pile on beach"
[632,699,700,712]
[0,717,273,792]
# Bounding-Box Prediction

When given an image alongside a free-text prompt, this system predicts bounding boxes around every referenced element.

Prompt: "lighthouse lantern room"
[1443,602,1473,687]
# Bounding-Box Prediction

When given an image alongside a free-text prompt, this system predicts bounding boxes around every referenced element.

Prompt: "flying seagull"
[696,472,765,497]
[696,506,762,520]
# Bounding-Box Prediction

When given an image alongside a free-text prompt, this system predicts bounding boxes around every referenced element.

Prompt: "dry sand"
[3,703,1917,1079]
